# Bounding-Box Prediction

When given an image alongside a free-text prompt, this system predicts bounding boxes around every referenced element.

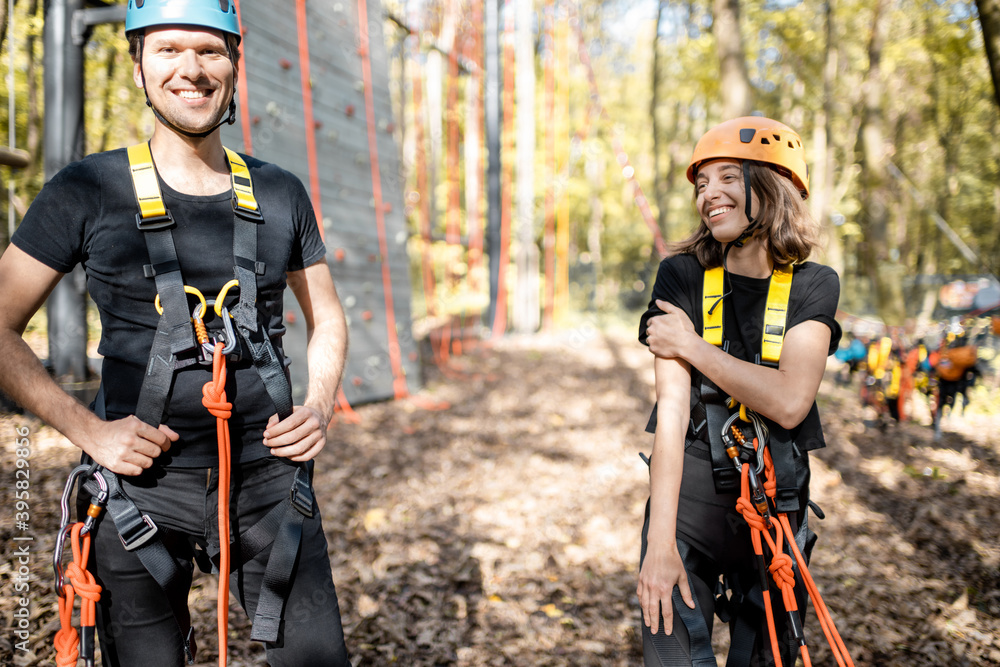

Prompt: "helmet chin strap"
[732,161,758,248]
[144,95,237,138]
[137,34,238,140]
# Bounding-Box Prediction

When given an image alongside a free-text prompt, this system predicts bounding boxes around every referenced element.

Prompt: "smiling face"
[133,27,236,137]
[694,159,760,244]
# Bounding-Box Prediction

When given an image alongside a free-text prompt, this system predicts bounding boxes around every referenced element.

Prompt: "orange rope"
[734,441,856,667]
[492,0,516,339]
[54,525,100,667]
[410,27,438,325]
[202,343,233,667]
[543,0,556,331]
[357,0,409,400]
[295,0,324,241]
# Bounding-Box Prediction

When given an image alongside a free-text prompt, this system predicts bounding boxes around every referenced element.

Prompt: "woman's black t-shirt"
[638,253,842,450]
[12,148,326,466]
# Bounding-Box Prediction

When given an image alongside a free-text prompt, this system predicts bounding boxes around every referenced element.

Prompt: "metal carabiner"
[201,301,239,361]
[80,470,109,536]
[53,465,91,594]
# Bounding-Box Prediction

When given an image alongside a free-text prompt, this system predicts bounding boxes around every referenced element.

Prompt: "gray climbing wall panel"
[219,0,419,406]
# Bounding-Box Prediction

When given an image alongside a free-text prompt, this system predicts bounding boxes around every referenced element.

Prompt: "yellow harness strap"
[701,264,794,365]
[126,143,260,222]
[702,266,725,348]
[127,143,169,223]
[761,265,792,364]
[224,147,262,218]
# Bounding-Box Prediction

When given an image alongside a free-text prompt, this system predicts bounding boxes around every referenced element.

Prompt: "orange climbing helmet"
[687,116,810,198]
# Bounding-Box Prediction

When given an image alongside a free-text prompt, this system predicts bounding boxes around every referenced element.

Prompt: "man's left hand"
[263,406,328,461]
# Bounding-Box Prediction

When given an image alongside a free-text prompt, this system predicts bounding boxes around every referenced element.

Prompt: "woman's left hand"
[646,300,696,359]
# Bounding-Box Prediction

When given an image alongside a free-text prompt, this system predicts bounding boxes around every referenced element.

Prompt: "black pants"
[83,457,351,667]
[640,450,810,667]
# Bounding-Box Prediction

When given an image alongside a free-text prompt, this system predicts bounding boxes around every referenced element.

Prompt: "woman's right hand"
[637,539,696,635]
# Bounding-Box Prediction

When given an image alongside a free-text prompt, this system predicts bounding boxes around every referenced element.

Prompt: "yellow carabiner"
[214,280,240,318]
[739,403,749,423]
[155,285,207,319]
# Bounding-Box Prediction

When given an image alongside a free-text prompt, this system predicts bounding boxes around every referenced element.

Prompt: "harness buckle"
[232,198,264,222]
[289,470,315,518]
[135,210,175,231]
[119,514,159,552]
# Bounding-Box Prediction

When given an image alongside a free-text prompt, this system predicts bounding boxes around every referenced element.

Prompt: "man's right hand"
[82,416,178,476]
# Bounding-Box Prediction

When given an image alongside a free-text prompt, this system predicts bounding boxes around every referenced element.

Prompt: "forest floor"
[2,324,999,666]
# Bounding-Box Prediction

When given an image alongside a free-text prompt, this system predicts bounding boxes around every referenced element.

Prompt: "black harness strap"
[111,144,313,645]
[250,462,314,643]
[675,539,719,667]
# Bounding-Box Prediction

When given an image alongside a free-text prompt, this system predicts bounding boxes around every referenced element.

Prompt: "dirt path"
[2,327,999,665]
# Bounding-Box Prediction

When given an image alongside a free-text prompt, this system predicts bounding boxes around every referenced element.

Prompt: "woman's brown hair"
[668,160,820,268]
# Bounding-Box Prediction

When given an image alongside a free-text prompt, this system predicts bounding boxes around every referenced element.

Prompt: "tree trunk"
[0,0,19,55]
[713,0,752,119]
[650,0,670,241]
[857,0,906,326]
[977,0,1000,110]
[811,0,843,273]
[513,0,538,332]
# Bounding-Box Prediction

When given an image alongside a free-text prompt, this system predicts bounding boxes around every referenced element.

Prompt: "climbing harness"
[695,264,803,506]
[54,142,316,666]
[723,405,855,667]
[695,263,854,666]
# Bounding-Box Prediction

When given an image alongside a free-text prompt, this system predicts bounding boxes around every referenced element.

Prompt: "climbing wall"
[220,0,419,406]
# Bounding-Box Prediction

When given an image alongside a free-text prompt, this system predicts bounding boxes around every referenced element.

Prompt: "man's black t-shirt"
[12,148,326,465]
[639,253,842,448]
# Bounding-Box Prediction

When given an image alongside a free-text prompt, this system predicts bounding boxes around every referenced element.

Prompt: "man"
[0,1,352,664]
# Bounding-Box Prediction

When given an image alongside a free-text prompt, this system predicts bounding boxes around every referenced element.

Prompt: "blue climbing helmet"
[125,0,242,44]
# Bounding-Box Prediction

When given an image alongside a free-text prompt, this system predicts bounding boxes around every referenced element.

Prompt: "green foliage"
[1,8,146,249]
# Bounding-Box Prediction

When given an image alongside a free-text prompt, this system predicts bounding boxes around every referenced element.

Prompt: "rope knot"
[202,385,232,420]
[65,561,102,603]
[769,552,796,588]
[736,496,767,531]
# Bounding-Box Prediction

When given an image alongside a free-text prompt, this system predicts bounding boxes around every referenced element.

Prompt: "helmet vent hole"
[760,137,771,145]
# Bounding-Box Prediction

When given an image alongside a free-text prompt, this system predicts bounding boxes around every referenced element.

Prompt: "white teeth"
[709,207,732,218]
[176,90,207,99]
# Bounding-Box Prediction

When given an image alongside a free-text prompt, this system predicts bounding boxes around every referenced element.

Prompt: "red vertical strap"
[572,15,667,257]
[444,12,463,359]
[493,0,516,339]
[357,0,409,399]
[446,34,462,246]
[465,6,485,299]
[232,0,253,154]
[555,11,570,323]
[410,30,438,322]
[543,0,556,330]
[295,0,324,241]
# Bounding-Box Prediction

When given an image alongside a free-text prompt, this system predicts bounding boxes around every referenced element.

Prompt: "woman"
[637,116,842,666]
